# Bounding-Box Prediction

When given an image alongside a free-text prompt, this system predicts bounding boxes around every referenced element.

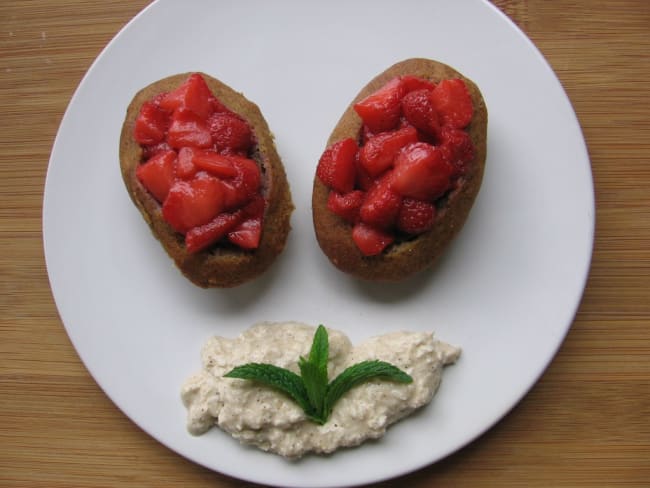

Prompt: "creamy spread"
[181,321,460,458]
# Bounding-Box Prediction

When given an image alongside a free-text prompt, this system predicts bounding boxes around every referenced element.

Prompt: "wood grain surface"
[1,1,648,486]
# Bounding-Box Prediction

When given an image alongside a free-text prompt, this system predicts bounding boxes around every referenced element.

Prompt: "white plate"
[43,0,594,486]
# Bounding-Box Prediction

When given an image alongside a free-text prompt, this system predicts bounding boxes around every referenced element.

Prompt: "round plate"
[43,0,594,486]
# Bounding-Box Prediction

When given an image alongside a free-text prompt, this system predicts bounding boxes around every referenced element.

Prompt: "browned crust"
[120,72,293,288]
[312,58,487,282]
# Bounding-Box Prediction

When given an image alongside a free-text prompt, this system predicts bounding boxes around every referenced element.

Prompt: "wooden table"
[1,1,648,486]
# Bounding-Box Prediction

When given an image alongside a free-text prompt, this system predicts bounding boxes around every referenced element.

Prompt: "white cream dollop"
[181,321,460,458]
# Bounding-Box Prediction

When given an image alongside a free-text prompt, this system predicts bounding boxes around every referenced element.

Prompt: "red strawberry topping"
[429,78,473,129]
[358,126,418,177]
[162,173,225,234]
[316,73,475,256]
[135,149,176,203]
[359,172,402,230]
[228,216,263,250]
[353,77,405,133]
[134,101,169,145]
[391,142,454,201]
[401,89,441,139]
[439,127,475,176]
[167,109,212,149]
[351,222,395,256]
[132,73,266,252]
[316,138,358,193]
[397,198,436,234]
[327,190,365,224]
[207,112,253,154]
[185,211,241,253]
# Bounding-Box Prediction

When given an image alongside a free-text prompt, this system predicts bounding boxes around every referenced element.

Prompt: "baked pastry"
[120,72,293,288]
[312,58,487,281]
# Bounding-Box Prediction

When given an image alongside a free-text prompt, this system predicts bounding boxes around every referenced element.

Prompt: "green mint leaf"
[298,358,327,421]
[308,325,329,378]
[298,325,330,419]
[224,363,312,415]
[323,360,413,420]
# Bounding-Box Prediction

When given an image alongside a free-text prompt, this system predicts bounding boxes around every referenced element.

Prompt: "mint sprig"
[224,325,413,425]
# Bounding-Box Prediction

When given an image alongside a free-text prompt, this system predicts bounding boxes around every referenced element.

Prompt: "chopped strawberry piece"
[167,109,213,149]
[184,193,264,253]
[159,73,213,119]
[135,150,176,203]
[162,173,225,233]
[182,74,214,119]
[191,150,239,178]
[401,89,441,139]
[327,190,365,223]
[207,112,253,154]
[358,126,418,177]
[316,138,358,193]
[401,75,436,93]
[228,215,263,250]
[134,101,170,145]
[439,127,475,176]
[221,156,262,210]
[351,222,394,256]
[158,91,182,113]
[391,142,454,201]
[359,172,402,230]
[175,147,199,179]
[353,77,405,133]
[397,198,436,234]
[429,79,473,129]
[185,211,241,253]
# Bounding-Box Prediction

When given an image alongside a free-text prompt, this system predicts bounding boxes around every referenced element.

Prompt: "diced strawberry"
[351,222,394,256]
[175,147,199,179]
[134,101,170,145]
[183,74,214,119]
[184,186,265,252]
[316,138,358,193]
[207,112,253,154]
[221,156,262,210]
[159,73,213,119]
[185,211,241,253]
[401,89,441,139]
[327,190,365,223]
[191,150,239,178]
[359,172,402,230]
[135,150,176,203]
[158,90,183,113]
[353,77,405,133]
[429,78,473,129]
[401,75,436,93]
[358,126,418,177]
[162,173,225,233]
[228,215,263,250]
[167,109,213,149]
[439,127,475,176]
[391,142,454,201]
[397,198,436,234]
[142,141,173,160]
